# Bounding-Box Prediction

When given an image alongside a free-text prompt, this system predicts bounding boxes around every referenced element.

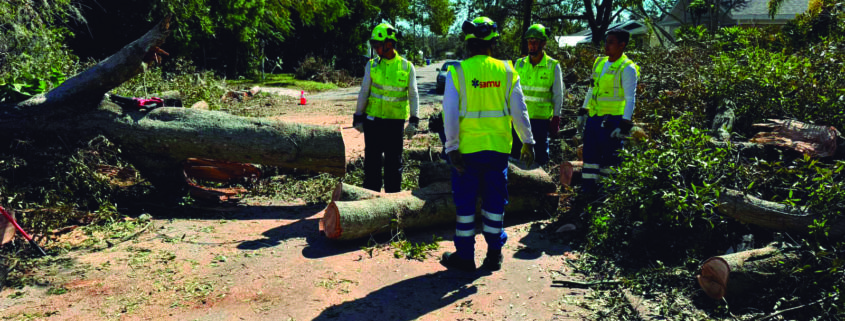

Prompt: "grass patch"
[228,73,337,92]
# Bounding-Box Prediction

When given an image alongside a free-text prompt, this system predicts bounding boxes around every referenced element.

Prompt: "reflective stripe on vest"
[450,56,516,154]
[366,56,411,119]
[588,54,639,117]
[515,55,557,119]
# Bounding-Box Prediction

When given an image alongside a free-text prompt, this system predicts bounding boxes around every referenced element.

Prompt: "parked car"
[435,60,461,95]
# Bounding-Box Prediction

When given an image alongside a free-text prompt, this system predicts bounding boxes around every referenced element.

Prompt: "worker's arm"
[552,63,566,117]
[510,79,535,145]
[355,62,372,115]
[408,64,419,119]
[621,64,638,120]
[443,71,461,153]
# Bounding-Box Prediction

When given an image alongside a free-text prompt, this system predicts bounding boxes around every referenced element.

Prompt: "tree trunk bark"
[14,16,172,112]
[418,161,556,193]
[716,189,845,239]
[697,243,800,300]
[319,182,559,240]
[97,104,345,186]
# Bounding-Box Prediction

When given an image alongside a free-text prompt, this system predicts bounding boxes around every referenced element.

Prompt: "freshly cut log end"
[697,257,730,300]
[319,202,342,239]
[559,161,582,187]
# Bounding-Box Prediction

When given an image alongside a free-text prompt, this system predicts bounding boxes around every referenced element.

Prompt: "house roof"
[659,0,808,26]
[731,0,808,22]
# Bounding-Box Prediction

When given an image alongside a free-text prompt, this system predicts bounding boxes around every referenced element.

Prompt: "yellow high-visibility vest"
[588,53,639,117]
[366,53,410,119]
[449,55,518,154]
[515,53,558,120]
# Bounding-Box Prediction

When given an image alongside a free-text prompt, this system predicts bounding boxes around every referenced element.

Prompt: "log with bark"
[716,189,845,239]
[751,119,840,158]
[1,16,346,191]
[697,243,800,300]
[417,161,556,193]
[319,181,559,240]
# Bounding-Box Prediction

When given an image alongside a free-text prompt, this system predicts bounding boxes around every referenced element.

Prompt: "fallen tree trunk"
[13,16,172,112]
[716,189,845,238]
[319,182,558,240]
[1,16,346,192]
[418,161,556,193]
[697,243,800,300]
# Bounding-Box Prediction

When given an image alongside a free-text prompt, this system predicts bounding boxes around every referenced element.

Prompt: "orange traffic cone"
[300,90,307,105]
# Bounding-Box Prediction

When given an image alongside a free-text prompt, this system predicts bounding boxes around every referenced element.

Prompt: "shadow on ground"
[313,270,483,321]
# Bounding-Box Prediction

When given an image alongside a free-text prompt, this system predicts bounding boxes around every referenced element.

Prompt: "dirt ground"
[0,61,592,320]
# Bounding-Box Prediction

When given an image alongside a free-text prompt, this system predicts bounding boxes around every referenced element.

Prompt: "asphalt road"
[309,59,447,112]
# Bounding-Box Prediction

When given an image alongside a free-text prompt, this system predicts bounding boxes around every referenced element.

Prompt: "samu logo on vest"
[471,78,501,89]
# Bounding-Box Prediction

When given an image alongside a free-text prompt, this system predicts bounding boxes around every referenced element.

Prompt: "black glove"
[353,113,365,126]
[408,116,420,126]
[619,119,634,136]
[353,113,366,133]
[447,150,466,174]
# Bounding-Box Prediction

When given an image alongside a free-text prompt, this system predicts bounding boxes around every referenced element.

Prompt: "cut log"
[331,183,385,202]
[697,243,800,300]
[93,105,346,187]
[716,189,845,238]
[418,161,557,193]
[559,161,582,187]
[319,182,558,240]
[751,119,840,158]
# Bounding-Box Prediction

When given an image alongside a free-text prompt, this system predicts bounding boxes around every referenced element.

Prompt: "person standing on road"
[576,28,639,194]
[352,23,420,193]
[440,17,535,272]
[510,24,566,166]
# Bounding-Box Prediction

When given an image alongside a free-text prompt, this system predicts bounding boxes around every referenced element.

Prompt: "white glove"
[576,115,587,134]
[404,123,417,139]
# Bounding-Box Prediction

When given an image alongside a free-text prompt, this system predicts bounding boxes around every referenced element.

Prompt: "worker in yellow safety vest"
[576,28,640,194]
[440,17,535,272]
[511,24,566,166]
[352,23,420,193]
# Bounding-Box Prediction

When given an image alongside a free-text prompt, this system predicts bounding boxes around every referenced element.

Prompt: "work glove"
[549,116,561,138]
[520,143,535,167]
[404,116,420,139]
[610,118,634,139]
[353,113,365,133]
[576,108,588,135]
[447,150,466,174]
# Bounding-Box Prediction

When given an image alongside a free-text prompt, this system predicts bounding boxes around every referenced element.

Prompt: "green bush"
[0,1,81,104]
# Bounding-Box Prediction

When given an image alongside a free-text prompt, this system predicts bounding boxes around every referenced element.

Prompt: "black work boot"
[440,252,476,272]
[480,249,503,271]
